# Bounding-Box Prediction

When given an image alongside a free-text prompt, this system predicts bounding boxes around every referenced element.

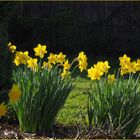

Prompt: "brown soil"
[1,120,140,139]
[0,120,79,139]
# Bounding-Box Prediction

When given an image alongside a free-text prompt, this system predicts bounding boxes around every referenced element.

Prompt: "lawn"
[56,77,90,126]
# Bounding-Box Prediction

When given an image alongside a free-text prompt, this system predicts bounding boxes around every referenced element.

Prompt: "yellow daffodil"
[56,52,66,65]
[63,60,71,70]
[14,51,30,66]
[14,52,20,66]
[78,51,85,61]
[61,69,70,79]
[94,61,110,74]
[27,58,38,71]
[78,51,88,72]
[48,53,57,64]
[127,61,137,73]
[119,54,131,65]
[79,60,88,72]
[8,42,16,53]
[34,44,47,58]
[93,62,102,69]
[102,61,110,73]
[119,54,138,75]
[134,59,140,72]
[107,74,116,83]
[87,67,103,80]
[120,68,128,76]
[0,103,7,116]
[9,84,22,103]
[42,61,52,70]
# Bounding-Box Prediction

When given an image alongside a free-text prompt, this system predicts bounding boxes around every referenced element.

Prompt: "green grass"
[56,77,91,126]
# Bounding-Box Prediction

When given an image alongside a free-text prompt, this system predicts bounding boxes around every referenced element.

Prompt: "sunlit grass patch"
[56,77,90,125]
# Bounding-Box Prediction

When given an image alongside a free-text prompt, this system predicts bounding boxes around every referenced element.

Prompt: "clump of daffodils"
[14,51,30,66]
[8,42,140,82]
[119,54,140,75]
[87,54,140,82]
[1,42,139,118]
[9,43,140,82]
[87,61,110,80]
[11,44,89,79]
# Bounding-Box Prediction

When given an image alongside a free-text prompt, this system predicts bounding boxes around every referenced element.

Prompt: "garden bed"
[0,121,76,139]
[1,121,140,139]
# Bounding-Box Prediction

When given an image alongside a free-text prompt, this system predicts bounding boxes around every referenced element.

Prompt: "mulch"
[1,120,140,139]
[0,120,78,139]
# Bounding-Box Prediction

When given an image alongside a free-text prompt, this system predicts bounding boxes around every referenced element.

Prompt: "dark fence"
[4,1,140,58]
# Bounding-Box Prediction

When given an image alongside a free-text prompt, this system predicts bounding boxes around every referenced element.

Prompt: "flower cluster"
[119,54,140,75]
[87,61,110,80]
[9,42,140,81]
[10,43,73,79]
[7,42,140,82]
[8,43,90,79]
[14,51,30,66]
